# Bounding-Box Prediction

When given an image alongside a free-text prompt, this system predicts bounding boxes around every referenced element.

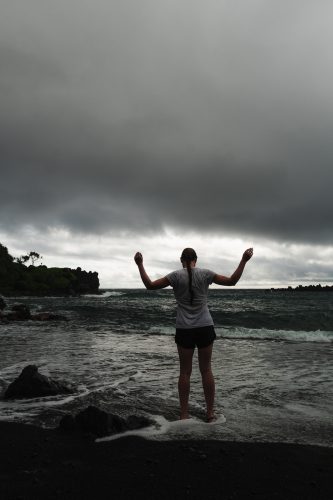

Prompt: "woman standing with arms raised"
[134,247,253,422]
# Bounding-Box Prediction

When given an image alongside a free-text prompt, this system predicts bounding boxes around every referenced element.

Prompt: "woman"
[134,247,253,421]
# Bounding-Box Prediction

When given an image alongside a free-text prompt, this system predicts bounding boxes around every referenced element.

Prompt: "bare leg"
[177,345,194,419]
[198,344,215,421]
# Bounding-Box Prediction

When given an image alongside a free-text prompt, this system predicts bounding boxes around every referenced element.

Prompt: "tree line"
[0,243,100,296]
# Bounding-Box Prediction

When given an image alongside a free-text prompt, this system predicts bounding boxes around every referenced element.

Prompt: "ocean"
[0,289,332,446]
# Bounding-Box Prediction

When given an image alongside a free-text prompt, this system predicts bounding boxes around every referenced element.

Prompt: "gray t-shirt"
[166,267,216,329]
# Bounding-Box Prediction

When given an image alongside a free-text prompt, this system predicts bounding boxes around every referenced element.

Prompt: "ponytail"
[185,260,195,305]
[181,248,197,305]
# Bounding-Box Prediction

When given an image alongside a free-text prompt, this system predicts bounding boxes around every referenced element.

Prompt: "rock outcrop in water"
[6,304,31,320]
[0,243,100,296]
[4,365,73,400]
[0,303,67,322]
[0,296,6,310]
[59,405,154,437]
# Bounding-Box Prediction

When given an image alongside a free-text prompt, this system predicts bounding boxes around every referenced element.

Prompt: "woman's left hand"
[134,252,143,266]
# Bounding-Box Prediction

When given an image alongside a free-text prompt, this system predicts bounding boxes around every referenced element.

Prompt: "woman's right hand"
[134,252,143,266]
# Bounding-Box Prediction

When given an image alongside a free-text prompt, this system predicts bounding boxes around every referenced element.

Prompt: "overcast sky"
[1,1,333,287]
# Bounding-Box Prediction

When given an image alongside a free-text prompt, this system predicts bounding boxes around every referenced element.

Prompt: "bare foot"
[206,414,217,423]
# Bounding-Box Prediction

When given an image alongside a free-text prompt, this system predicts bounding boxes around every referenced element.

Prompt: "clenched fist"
[134,252,143,266]
[242,248,253,262]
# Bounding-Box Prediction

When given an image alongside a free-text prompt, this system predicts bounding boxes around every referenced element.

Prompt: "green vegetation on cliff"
[0,243,99,296]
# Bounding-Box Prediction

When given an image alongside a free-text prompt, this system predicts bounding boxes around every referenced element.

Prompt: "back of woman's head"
[180,248,197,264]
[180,248,197,305]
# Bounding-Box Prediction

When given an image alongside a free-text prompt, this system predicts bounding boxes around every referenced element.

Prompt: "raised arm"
[134,252,170,290]
[213,248,253,286]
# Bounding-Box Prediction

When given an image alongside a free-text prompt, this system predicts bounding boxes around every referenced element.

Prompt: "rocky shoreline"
[1,367,332,498]
[0,421,332,499]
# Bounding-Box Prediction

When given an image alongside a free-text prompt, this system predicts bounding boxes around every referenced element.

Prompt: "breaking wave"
[218,326,333,343]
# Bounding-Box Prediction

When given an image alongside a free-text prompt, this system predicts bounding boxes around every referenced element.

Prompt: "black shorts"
[175,325,216,349]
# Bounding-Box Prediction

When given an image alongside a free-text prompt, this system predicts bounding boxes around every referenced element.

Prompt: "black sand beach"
[0,422,332,500]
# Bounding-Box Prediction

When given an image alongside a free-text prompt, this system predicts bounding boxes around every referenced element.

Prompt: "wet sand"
[0,422,332,499]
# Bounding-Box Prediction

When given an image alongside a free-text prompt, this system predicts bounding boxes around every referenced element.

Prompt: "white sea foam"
[84,291,124,298]
[0,386,90,410]
[217,327,333,343]
[128,370,145,381]
[96,414,227,443]
[147,326,175,336]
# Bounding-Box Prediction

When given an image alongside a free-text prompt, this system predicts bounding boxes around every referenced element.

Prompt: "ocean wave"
[217,327,333,343]
[84,291,125,298]
[2,296,66,300]
[147,326,175,336]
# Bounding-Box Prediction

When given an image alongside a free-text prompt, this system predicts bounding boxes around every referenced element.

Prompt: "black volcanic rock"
[59,406,154,437]
[31,312,68,321]
[0,304,68,322]
[4,365,73,400]
[59,414,76,431]
[75,406,126,437]
[10,304,31,320]
[126,414,154,430]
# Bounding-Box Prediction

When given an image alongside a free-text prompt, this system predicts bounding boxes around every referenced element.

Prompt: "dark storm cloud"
[1,1,333,243]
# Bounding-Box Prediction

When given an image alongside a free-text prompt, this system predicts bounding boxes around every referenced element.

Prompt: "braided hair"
[181,248,197,305]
